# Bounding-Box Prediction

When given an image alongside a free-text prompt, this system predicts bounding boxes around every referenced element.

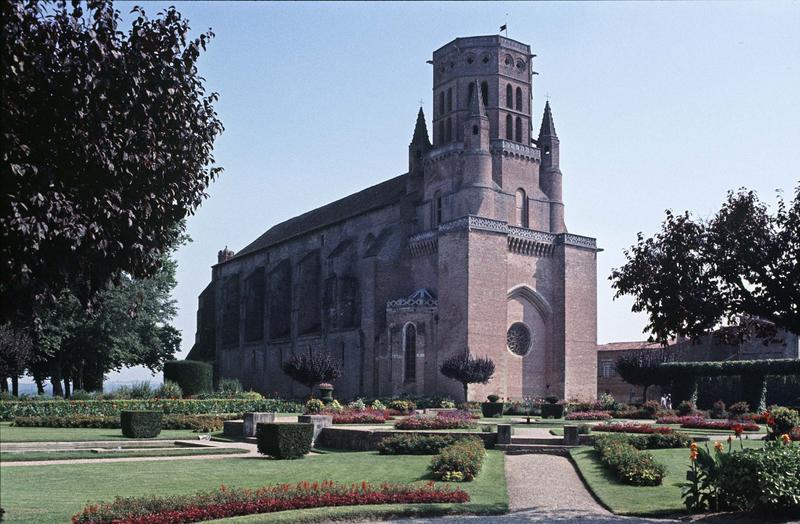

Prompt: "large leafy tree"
[0,324,34,396]
[34,250,181,396]
[1,0,223,325]
[611,185,800,344]
[440,353,495,401]
[282,350,343,397]
[615,347,678,402]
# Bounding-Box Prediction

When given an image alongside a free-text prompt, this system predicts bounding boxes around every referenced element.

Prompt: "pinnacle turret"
[410,107,431,147]
[469,79,486,117]
[538,100,557,140]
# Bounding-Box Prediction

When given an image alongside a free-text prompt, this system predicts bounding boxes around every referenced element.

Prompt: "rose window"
[506,322,532,356]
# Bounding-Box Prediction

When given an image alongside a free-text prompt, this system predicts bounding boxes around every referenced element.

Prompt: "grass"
[0,449,507,523]
[570,439,765,516]
[0,422,204,442]
[0,446,247,462]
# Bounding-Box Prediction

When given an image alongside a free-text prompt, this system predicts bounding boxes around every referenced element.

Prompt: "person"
[666,393,673,410]
[660,394,667,409]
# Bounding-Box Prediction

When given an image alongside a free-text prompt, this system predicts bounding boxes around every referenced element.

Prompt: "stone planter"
[480,402,505,418]
[243,412,276,438]
[541,403,564,419]
[297,414,332,447]
[318,386,334,405]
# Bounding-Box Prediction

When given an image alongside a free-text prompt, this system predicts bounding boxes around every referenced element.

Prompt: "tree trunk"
[463,383,469,403]
[11,376,19,397]
[643,384,650,403]
[63,373,71,398]
[34,376,45,395]
[50,360,64,397]
[0,377,7,392]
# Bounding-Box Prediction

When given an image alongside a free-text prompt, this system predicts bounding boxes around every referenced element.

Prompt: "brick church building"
[188,35,601,401]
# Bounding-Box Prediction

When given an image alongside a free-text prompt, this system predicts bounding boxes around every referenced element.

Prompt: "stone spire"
[410,107,431,147]
[538,100,557,139]
[469,79,486,117]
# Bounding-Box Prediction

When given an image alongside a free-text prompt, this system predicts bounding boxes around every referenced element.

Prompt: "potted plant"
[318,383,334,404]
[480,394,505,418]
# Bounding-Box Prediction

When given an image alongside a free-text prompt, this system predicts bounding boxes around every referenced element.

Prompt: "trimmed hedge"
[377,434,473,455]
[163,360,213,396]
[430,437,485,482]
[593,434,666,486]
[12,414,238,432]
[541,403,564,419]
[120,410,162,438]
[621,432,693,450]
[256,423,313,459]
[0,398,301,420]
[480,402,504,418]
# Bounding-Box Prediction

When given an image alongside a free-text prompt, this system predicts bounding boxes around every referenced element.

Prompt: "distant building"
[597,330,800,404]
[188,35,600,401]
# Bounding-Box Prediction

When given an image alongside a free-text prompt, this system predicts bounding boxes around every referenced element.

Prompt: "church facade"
[188,35,600,401]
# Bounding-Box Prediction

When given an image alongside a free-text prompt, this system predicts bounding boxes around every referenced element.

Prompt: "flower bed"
[72,480,469,523]
[0,399,301,420]
[430,437,485,482]
[329,409,390,425]
[565,410,612,421]
[593,435,666,486]
[377,434,471,455]
[395,411,476,430]
[679,417,760,432]
[655,415,687,425]
[593,422,674,435]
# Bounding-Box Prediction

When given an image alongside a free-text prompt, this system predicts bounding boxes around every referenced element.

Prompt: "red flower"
[732,423,744,437]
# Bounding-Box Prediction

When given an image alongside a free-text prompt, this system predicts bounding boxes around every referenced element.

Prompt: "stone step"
[496,443,573,456]
[510,437,563,445]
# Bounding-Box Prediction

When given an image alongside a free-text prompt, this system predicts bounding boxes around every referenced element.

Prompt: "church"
[188,35,600,402]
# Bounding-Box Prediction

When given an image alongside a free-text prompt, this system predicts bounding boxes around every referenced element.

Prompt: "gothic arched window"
[515,116,523,143]
[506,114,513,140]
[516,87,523,111]
[445,117,452,142]
[447,88,453,112]
[404,323,417,382]
[438,92,445,116]
[506,84,513,108]
[433,191,443,227]
[515,188,528,228]
[481,81,489,106]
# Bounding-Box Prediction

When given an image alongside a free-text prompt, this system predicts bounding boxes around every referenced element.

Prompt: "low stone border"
[317,427,497,451]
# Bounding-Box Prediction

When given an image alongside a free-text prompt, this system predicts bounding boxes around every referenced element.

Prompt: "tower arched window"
[515,116,522,143]
[447,88,453,112]
[516,87,523,111]
[404,323,417,383]
[481,81,488,106]
[505,114,513,140]
[515,189,528,228]
[445,117,452,142]
[467,83,475,106]
[438,92,445,116]
[506,84,513,108]
[433,191,443,227]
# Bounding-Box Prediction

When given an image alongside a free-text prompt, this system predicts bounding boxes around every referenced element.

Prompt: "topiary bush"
[769,406,800,437]
[156,381,183,399]
[120,410,162,438]
[163,360,213,396]
[593,434,666,486]
[256,423,313,459]
[727,401,750,418]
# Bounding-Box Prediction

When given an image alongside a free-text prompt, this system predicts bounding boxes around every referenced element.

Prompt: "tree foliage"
[440,353,495,400]
[281,350,343,395]
[615,348,677,401]
[1,0,223,324]
[611,185,800,344]
[0,324,34,395]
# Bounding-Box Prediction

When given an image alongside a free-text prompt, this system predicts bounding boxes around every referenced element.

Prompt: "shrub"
[369,399,385,411]
[349,398,366,410]
[256,423,313,459]
[120,410,162,438]
[642,400,661,416]
[439,353,495,400]
[70,389,94,401]
[388,399,415,413]
[677,400,696,416]
[769,406,800,437]
[540,403,564,419]
[480,401,504,418]
[594,422,674,434]
[0,398,301,420]
[156,381,183,399]
[395,411,476,430]
[71,481,470,523]
[305,399,324,414]
[377,434,473,455]
[613,407,656,420]
[577,424,592,435]
[634,432,693,449]
[565,410,612,421]
[593,435,666,486]
[430,437,485,481]
[13,414,237,432]
[710,400,727,419]
[656,414,686,424]
[487,394,500,403]
[716,442,800,515]
[163,360,213,396]
[598,392,621,411]
[440,399,456,409]
[727,401,751,418]
[282,351,343,396]
[216,378,243,397]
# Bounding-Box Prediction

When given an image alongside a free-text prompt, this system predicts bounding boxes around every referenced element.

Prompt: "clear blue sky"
[106,1,799,383]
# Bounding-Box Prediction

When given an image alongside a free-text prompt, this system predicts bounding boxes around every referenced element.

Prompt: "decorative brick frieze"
[490,139,541,162]
[557,233,599,251]
[408,230,438,257]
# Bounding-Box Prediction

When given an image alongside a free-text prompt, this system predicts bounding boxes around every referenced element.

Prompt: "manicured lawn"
[0,446,247,462]
[0,422,203,442]
[0,449,507,523]
[570,440,765,516]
